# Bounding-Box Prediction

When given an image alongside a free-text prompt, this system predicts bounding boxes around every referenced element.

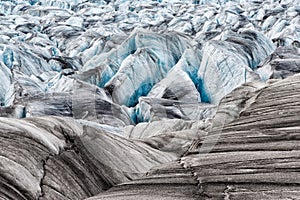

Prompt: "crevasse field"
[0,0,300,199]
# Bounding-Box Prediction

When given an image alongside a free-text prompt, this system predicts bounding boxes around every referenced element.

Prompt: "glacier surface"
[0,0,300,199]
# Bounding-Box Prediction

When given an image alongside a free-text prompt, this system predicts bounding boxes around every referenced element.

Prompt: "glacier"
[0,0,300,199]
[198,30,275,103]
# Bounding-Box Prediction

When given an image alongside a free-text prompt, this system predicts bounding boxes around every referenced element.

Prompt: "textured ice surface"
[256,44,300,80]
[0,0,300,200]
[0,0,298,123]
[103,30,190,106]
[198,30,275,103]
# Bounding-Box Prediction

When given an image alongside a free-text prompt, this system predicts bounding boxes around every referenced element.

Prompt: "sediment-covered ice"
[0,0,300,199]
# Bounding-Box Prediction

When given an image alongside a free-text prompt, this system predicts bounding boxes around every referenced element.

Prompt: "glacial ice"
[0,61,12,105]
[256,44,300,80]
[147,68,199,103]
[103,30,190,106]
[197,30,275,103]
[135,97,216,122]
[0,0,300,199]
[0,0,298,125]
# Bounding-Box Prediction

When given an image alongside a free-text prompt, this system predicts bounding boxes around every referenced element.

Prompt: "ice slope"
[0,0,300,200]
[198,30,275,103]
[103,31,190,106]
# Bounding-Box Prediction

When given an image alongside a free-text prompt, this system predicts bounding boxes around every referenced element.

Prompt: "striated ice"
[256,44,300,80]
[147,68,199,103]
[197,30,275,103]
[135,97,216,122]
[0,0,298,124]
[104,30,190,106]
[0,62,12,105]
[0,0,300,199]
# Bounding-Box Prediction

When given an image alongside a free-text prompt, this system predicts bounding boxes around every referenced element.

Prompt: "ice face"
[147,68,199,103]
[103,30,190,107]
[0,62,12,105]
[105,49,158,107]
[197,30,275,103]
